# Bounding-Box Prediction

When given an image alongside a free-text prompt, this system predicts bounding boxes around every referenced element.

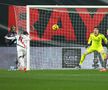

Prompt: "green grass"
[0,69,108,90]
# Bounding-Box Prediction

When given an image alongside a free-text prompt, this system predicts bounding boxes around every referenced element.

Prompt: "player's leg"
[19,55,25,70]
[17,50,22,70]
[79,47,94,65]
[98,47,106,61]
[98,53,107,68]
[23,49,27,72]
[98,47,107,71]
[17,49,25,71]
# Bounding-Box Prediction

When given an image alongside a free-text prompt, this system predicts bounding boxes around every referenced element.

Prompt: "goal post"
[25,5,108,70]
[12,6,30,70]
[26,6,30,70]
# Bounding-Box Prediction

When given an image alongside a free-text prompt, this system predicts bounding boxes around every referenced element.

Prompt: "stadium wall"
[0,47,100,70]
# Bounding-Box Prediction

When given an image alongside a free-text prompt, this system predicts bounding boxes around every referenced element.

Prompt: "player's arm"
[5,35,16,40]
[86,34,92,48]
[5,34,17,46]
[102,34,107,44]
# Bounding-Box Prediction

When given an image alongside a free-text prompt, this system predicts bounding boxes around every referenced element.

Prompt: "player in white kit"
[17,31,30,71]
[5,28,30,72]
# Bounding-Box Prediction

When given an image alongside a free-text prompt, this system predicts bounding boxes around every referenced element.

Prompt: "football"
[52,24,59,31]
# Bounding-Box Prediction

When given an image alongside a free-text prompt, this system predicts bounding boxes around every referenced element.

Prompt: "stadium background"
[0,1,108,90]
[0,0,108,69]
[0,0,108,46]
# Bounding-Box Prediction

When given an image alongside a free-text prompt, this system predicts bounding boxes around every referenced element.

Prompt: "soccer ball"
[52,24,59,31]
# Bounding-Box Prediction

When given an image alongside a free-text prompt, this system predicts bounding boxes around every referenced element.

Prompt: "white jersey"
[5,32,30,71]
[17,34,30,49]
[5,34,30,49]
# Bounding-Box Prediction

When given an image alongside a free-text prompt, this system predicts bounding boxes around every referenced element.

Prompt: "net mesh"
[14,6,108,69]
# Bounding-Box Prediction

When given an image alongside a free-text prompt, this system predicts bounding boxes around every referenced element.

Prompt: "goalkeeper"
[79,27,107,71]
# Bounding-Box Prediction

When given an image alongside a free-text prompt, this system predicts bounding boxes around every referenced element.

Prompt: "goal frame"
[26,5,108,70]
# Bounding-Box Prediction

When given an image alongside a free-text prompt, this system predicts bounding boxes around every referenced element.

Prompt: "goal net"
[14,5,108,70]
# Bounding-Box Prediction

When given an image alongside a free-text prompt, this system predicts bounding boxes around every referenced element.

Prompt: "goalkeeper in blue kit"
[79,27,108,71]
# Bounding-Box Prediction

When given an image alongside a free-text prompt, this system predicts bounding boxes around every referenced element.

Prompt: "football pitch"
[0,69,108,90]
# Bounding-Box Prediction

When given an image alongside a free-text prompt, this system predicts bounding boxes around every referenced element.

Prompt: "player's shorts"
[86,46,105,54]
